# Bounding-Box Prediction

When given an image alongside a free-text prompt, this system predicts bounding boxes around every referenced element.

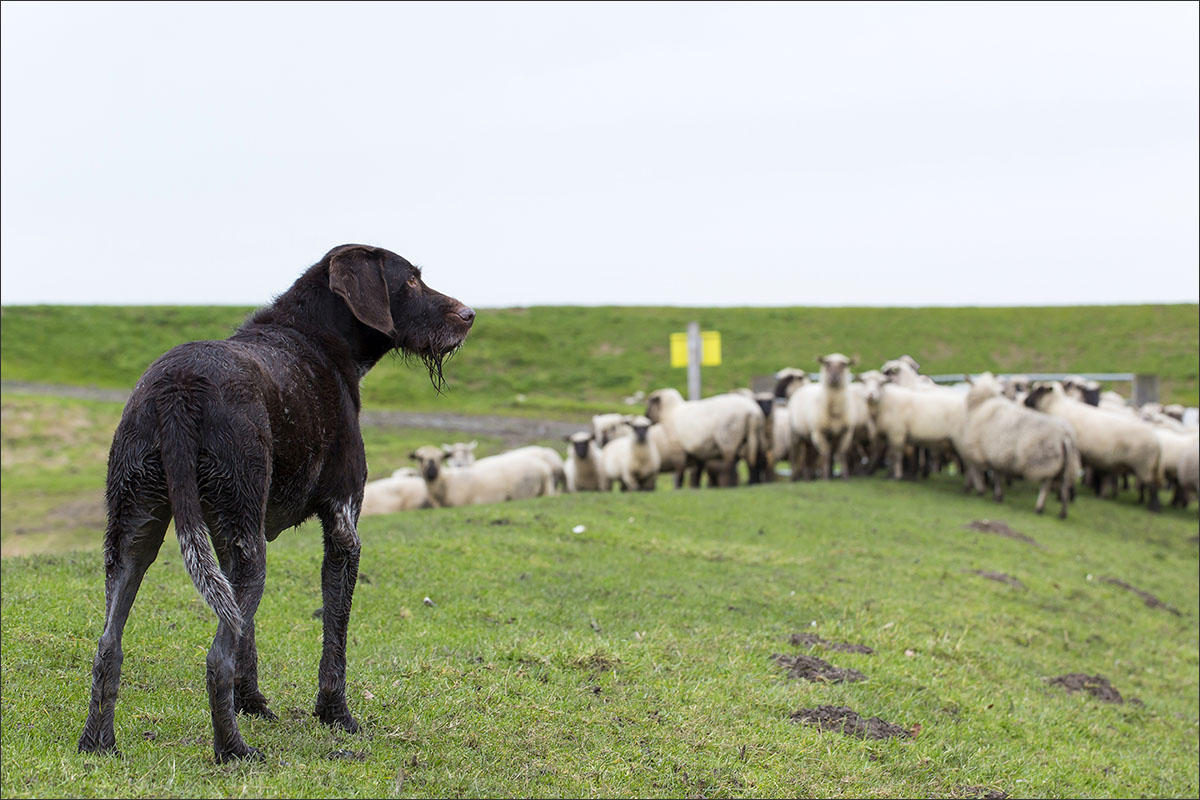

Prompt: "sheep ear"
[408,451,419,460]
[441,444,453,452]
[964,374,974,385]
[849,356,859,367]
[467,441,477,450]
[328,245,394,335]
[816,356,825,366]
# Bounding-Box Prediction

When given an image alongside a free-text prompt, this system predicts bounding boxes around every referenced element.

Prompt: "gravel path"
[2,380,583,445]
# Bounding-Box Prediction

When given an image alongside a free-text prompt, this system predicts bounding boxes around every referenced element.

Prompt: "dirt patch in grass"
[1100,577,1182,617]
[789,632,874,654]
[964,519,1040,547]
[1049,673,1125,704]
[773,653,866,683]
[965,569,1025,589]
[790,705,911,740]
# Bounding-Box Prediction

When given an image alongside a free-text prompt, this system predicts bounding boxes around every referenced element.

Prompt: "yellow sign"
[669,331,722,367]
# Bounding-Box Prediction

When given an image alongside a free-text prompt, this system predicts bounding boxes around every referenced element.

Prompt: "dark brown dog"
[77,244,474,762]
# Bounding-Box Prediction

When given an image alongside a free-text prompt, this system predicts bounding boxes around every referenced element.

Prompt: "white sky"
[1,1,1197,308]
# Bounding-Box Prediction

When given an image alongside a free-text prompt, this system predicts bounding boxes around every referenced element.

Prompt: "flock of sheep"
[362,354,1200,520]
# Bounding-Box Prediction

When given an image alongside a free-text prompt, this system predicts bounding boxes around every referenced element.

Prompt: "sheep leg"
[789,437,806,482]
[1058,478,1070,519]
[1035,481,1048,514]
[888,439,904,480]
[813,433,833,480]
[992,474,1004,503]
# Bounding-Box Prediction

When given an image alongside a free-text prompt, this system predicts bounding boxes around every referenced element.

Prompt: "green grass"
[0,393,522,557]
[3,304,1197,415]
[2,474,1197,798]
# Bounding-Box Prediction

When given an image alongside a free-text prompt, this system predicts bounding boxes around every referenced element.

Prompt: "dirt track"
[1,381,582,445]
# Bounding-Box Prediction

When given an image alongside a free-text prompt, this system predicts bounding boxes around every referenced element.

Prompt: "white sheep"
[1153,428,1200,508]
[591,413,629,448]
[880,356,937,390]
[601,415,661,491]
[361,471,432,514]
[409,445,555,507]
[493,445,566,493]
[645,387,763,487]
[1024,382,1162,511]
[787,353,863,480]
[959,372,1080,517]
[859,370,966,481]
[563,431,608,492]
[440,441,478,467]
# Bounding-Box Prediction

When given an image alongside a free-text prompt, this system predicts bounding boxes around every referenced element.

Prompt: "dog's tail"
[156,383,243,638]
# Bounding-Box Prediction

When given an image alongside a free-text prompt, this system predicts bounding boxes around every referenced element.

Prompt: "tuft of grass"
[1,475,1196,798]
[3,304,1197,413]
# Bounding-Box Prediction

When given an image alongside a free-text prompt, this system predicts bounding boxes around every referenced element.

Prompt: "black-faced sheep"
[601,415,661,491]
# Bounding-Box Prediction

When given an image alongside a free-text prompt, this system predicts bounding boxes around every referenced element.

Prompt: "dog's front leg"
[313,500,362,733]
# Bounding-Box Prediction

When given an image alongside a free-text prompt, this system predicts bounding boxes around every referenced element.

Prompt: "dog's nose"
[457,306,476,325]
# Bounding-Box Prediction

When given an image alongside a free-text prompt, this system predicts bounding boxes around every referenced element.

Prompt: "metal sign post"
[669,323,721,401]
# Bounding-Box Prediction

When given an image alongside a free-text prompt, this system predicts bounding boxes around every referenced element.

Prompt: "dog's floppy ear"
[328,245,395,335]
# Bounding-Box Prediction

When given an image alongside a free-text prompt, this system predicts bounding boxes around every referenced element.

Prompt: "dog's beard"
[393,331,465,395]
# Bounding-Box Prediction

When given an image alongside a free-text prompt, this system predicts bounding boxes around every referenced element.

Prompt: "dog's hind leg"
[78,501,169,755]
[313,498,362,733]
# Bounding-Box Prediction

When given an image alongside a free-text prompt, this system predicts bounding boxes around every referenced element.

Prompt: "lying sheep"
[361,471,432,514]
[1024,382,1162,511]
[645,387,763,487]
[601,415,661,491]
[859,370,965,481]
[959,372,1080,517]
[788,353,864,480]
[563,432,608,492]
[441,441,478,467]
[409,445,554,507]
[496,445,566,493]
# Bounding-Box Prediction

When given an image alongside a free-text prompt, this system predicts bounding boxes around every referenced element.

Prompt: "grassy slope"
[2,304,1197,415]
[1,477,1196,798]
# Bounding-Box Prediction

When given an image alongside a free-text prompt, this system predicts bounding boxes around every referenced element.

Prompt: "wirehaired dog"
[77,244,474,762]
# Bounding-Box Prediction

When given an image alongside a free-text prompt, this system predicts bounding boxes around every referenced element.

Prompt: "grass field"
[1,302,1196,797]
[2,472,1197,798]
[3,303,1197,415]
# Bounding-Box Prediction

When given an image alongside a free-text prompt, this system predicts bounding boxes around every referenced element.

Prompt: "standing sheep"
[1024,382,1162,511]
[645,388,763,487]
[959,372,1080,517]
[563,432,609,492]
[601,416,661,491]
[789,354,863,480]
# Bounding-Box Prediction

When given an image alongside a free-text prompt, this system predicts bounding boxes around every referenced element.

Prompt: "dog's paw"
[235,693,279,721]
[215,744,265,764]
[314,704,360,733]
[78,730,120,756]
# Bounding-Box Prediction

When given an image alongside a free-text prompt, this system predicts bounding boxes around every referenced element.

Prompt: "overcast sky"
[2,1,1196,308]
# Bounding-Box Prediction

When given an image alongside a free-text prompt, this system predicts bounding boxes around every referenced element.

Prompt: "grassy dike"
[1,476,1196,798]
[2,304,1197,414]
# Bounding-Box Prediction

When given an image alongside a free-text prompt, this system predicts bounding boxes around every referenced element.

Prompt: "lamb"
[787,353,864,480]
[645,387,763,487]
[601,415,661,491]
[1024,382,1162,511]
[859,369,966,480]
[361,471,432,514]
[409,445,555,507]
[958,372,1080,517]
[563,432,608,492]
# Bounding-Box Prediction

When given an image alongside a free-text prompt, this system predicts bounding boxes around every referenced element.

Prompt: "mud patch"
[773,653,866,683]
[1099,577,1182,617]
[790,632,874,654]
[1049,673,1124,704]
[965,570,1025,589]
[791,705,911,739]
[964,519,1040,547]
